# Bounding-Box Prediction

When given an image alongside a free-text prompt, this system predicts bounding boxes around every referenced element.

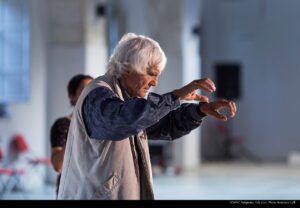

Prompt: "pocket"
[92,174,121,200]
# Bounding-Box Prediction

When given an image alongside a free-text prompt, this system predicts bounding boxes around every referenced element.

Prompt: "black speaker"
[215,63,241,100]
[96,3,107,17]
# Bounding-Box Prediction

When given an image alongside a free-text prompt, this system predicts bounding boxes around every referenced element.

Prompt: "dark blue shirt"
[82,86,206,141]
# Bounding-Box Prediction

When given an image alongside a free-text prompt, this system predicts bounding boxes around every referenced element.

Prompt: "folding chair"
[0,134,51,198]
[9,134,51,178]
[0,146,26,199]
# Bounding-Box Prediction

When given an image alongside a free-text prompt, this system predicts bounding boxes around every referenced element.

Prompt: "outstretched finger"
[214,99,231,107]
[201,78,216,89]
[216,99,236,118]
[193,81,216,93]
[209,110,227,121]
[194,78,215,86]
[229,101,236,117]
[194,82,215,92]
[233,102,237,113]
[194,94,209,103]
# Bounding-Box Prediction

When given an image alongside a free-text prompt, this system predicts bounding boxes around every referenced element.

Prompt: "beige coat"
[57,74,154,200]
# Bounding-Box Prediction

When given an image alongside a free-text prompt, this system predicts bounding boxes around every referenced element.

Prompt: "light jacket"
[58,73,205,200]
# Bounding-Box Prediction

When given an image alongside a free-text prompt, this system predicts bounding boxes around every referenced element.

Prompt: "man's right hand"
[199,99,237,121]
[172,78,216,102]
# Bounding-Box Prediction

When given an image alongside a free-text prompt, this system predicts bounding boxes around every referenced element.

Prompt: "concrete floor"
[154,162,300,200]
[1,162,300,200]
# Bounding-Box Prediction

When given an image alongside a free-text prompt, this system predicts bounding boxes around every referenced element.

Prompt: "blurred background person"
[50,74,93,196]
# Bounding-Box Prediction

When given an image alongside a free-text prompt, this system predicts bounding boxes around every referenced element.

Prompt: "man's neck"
[117,78,132,100]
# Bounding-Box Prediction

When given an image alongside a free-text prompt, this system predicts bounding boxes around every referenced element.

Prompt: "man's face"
[121,66,161,98]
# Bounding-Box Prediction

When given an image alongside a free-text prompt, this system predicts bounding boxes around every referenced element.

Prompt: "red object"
[11,134,28,153]
[28,157,52,165]
[217,123,228,135]
[9,133,51,167]
[232,136,243,145]
[0,168,25,175]
[0,147,3,161]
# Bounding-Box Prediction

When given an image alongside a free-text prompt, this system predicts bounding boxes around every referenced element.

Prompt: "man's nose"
[150,79,158,86]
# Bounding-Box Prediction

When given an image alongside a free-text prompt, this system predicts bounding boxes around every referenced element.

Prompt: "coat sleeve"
[146,103,206,141]
[82,86,180,141]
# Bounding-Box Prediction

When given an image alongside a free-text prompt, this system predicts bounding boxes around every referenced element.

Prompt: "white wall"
[45,0,108,183]
[201,0,300,161]
[178,0,202,170]
[45,0,86,183]
[85,0,108,78]
[118,0,202,171]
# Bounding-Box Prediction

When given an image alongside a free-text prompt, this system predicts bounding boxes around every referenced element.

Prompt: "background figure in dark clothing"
[50,74,93,196]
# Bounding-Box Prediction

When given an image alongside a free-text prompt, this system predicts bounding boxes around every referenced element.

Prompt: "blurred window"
[107,0,119,56]
[0,0,30,103]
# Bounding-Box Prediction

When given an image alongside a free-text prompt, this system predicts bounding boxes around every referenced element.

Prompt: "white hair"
[106,33,167,78]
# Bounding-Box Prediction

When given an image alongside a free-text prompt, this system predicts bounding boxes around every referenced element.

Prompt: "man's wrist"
[197,102,208,117]
[171,90,181,101]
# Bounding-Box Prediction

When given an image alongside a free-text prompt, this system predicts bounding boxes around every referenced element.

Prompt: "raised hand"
[172,78,216,102]
[199,99,237,121]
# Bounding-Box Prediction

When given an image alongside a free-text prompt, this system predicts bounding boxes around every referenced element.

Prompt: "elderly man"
[58,33,236,200]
